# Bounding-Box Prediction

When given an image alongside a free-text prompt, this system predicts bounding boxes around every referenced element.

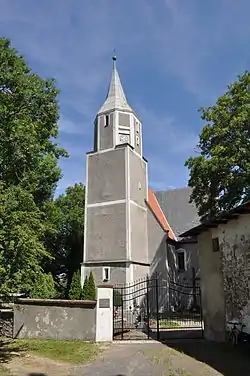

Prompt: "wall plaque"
[99,298,110,308]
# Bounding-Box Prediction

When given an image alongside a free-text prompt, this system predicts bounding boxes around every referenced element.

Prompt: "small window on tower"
[136,135,140,146]
[105,115,109,127]
[212,237,220,252]
[103,267,110,282]
[136,122,140,133]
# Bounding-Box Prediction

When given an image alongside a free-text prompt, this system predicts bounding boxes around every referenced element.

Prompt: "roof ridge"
[147,188,177,241]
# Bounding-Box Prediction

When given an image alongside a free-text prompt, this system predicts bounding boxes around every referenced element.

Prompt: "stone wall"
[197,213,250,341]
[213,214,250,332]
[14,299,97,341]
[0,309,13,338]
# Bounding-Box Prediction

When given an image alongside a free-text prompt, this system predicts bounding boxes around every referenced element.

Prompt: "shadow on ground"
[0,339,26,363]
[164,338,250,376]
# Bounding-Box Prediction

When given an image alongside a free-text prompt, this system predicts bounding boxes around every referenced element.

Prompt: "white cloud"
[143,0,250,99]
[1,0,250,193]
[137,105,199,190]
[138,105,198,156]
[2,0,250,108]
[59,115,90,135]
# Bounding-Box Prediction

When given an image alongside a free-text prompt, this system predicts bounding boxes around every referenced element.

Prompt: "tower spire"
[98,56,133,114]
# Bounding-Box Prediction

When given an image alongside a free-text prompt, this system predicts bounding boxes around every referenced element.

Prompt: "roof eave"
[180,201,250,238]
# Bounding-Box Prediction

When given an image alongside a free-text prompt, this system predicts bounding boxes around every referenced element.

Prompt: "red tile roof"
[147,188,176,240]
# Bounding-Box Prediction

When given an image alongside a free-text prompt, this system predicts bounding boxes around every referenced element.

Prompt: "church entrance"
[113,275,203,341]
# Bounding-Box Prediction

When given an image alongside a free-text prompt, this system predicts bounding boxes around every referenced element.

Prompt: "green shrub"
[68,270,82,300]
[30,273,56,299]
[87,272,96,300]
[81,276,89,300]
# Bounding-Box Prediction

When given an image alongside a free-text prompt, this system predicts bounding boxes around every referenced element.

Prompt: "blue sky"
[1,0,250,195]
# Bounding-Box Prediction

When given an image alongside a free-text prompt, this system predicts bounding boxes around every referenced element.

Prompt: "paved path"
[76,341,164,376]
[75,339,250,376]
[7,339,250,375]
[71,340,219,376]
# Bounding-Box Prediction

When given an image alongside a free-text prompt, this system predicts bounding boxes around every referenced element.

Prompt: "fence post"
[155,276,160,341]
[199,286,204,338]
[95,285,113,342]
[121,292,124,340]
[146,275,150,339]
[192,267,197,308]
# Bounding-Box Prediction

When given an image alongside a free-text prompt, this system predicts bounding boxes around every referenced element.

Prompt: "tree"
[68,270,82,300]
[44,183,85,295]
[0,38,67,294]
[0,38,67,203]
[81,276,89,300]
[87,272,96,300]
[30,273,56,299]
[0,184,51,294]
[185,72,250,221]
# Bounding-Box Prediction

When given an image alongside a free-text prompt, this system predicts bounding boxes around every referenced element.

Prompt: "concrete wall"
[147,202,200,314]
[129,148,147,207]
[83,263,127,286]
[87,148,126,204]
[133,117,142,155]
[197,213,250,341]
[85,203,126,262]
[198,230,226,342]
[177,241,199,282]
[14,300,97,341]
[214,214,250,332]
[96,286,113,342]
[130,203,148,263]
[133,264,150,281]
[147,206,199,286]
[84,142,149,286]
[98,112,114,151]
[147,205,167,269]
[118,112,130,127]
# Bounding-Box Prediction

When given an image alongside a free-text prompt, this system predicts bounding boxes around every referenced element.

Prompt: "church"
[81,57,200,287]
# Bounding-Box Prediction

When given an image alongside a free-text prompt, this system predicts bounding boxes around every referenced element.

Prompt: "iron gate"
[113,275,203,341]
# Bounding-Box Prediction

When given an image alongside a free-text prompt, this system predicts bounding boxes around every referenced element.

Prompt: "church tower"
[81,57,149,286]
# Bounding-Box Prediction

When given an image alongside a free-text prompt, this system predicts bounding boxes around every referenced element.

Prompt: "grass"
[4,339,101,365]
[151,320,181,328]
[0,366,11,376]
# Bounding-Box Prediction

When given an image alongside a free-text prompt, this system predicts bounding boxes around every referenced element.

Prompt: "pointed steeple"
[98,56,133,114]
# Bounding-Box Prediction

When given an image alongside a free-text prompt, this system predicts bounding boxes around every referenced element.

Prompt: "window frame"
[176,248,186,272]
[212,237,220,252]
[105,115,109,127]
[102,267,110,282]
[136,121,140,133]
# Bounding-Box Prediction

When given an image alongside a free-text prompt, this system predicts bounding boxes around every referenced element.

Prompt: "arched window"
[176,248,186,272]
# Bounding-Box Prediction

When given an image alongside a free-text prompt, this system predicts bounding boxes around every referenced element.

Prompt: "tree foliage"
[0,184,50,293]
[0,38,67,204]
[44,183,85,295]
[81,276,89,300]
[81,272,96,300]
[185,72,250,221]
[68,270,82,300]
[87,272,96,300]
[30,273,56,299]
[0,37,67,294]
